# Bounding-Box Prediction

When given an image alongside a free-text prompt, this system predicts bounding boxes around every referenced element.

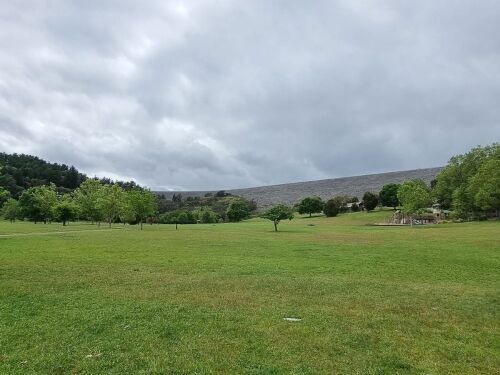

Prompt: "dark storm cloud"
[1,0,499,190]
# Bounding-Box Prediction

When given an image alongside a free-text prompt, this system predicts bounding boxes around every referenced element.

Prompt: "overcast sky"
[0,1,499,190]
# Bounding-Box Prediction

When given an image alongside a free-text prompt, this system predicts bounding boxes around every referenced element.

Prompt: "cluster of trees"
[1,179,158,229]
[157,191,256,223]
[295,143,499,220]
[159,207,219,228]
[374,143,499,218]
[294,193,378,218]
[434,144,499,218]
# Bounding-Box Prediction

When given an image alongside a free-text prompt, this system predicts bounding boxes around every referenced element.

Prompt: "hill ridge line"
[158,167,443,209]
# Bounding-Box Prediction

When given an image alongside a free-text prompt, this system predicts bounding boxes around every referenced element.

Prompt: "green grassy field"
[0,211,499,374]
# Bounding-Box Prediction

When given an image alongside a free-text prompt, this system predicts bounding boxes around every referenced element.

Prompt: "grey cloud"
[0,0,499,190]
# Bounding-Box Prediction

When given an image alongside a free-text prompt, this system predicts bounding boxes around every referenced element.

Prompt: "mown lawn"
[0,211,499,374]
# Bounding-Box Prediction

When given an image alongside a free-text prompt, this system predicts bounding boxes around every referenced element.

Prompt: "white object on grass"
[283,317,302,322]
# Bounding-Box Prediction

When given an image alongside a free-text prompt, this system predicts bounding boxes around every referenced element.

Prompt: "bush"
[379,183,400,209]
[226,200,250,222]
[159,210,196,224]
[1,198,20,222]
[362,192,379,212]
[323,199,339,217]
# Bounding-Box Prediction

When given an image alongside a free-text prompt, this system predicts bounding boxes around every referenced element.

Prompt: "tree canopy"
[323,199,339,217]
[74,179,103,223]
[98,184,125,227]
[225,199,250,222]
[397,179,432,214]
[296,196,324,217]
[1,198,20,222]
[379,183,400,209]
[127,189,157,229]
[261,204,294,231]
[467,158,500,214]
[54,196,78,226]
[434,143,499,211]
[362,192,379,212]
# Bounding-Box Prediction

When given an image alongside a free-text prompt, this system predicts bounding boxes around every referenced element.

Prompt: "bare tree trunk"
[274,220,278,232]
[140,220,143,230]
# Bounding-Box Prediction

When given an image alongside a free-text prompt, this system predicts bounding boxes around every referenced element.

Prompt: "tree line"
[1,179,157,229]
[0,181,259,228]
[291,143,499,220]
[1,143,497,229]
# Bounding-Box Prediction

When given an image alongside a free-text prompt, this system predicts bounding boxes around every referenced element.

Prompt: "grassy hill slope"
[159,167,442,209]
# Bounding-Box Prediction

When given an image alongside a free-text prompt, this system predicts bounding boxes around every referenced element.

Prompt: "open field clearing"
[1,211,499,374]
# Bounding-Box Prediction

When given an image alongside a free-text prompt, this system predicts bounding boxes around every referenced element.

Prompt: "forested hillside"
[0,152,146,199]
[0,153,86,197]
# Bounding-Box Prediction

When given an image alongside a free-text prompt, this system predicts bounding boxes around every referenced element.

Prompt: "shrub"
[362,192,379,212]
[226,200,250,222]
[323,199,339,217]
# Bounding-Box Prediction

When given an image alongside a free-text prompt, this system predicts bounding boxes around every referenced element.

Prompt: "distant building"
[391,206,451,225]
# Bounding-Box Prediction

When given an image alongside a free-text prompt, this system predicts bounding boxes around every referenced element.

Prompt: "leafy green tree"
[54,195,78,226]
[296,196,324,217]
[63,166,82,189]
[434,143,499,209]
[19,184,57,223]
[119,198,136,225]
[323,199,339,217]
[451,186,473,219]
[362,192,379,212]
[127,189,158,229]
[74,179,103,224]
[379,183,400,209]
[261,204,294,231]
[226,199,250,222]
[397,179,432,214]
[18,188,42,222]
[1,198,20,222]
[0,187,11,208]
[98,184,125,227]
[159,209,196,229]
[36,184,58,223]
[468,158,500,215]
